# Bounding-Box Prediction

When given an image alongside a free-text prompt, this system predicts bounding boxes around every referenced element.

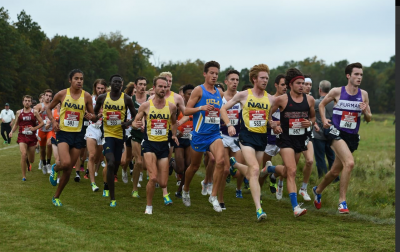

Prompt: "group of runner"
[10,61,371,221]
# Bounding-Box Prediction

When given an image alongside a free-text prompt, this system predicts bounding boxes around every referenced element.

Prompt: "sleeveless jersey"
[144,99,170,142]
[132,94,149,133]
[178,112,193,139]
[267,108,280,144]
[53,109,60,124]
[332,86,363,134]
[166,91,176,105]
[241,89,270,133]
[102,92,126,139]
[220,94,241,137]
[280,93,309,136]
[19,109,37,135]
[40,103,52,132]
[59,88,85,132]
[89,95,103,129]
[193,85,222,135]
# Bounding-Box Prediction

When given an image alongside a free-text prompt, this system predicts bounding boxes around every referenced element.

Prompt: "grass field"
[0,114,395,251]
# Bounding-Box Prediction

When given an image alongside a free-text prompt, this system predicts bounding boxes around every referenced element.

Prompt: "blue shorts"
[56,130,85,149]
[191,132,222,152]
[103,137,125,162]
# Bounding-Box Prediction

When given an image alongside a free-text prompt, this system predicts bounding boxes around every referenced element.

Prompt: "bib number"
[64,111,80,128]
[329,125,340,136]
[181,125,193,139]
[22,126,33,135]
[205,109,220,124]
[227,109,239,126]
[151,119,167,136]
[249,110,266,127]
[106,111,121,126]
[340,111,358,129]
[289,119,306,135]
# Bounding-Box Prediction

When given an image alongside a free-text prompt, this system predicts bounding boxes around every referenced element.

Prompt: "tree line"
[0,8,395,113]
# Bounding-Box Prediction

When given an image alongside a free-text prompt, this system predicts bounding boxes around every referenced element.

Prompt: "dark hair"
[124,82,135,96]
[274,74,285,85]
[225,69,240,80]
[204,61,220,73]
[43,89,53,94]
[285,68,304,89]
[39,93,44,99]
[241,83,254,91]
[23,95,32,101]
[134,76,147,85]
[153,76,168,86]
[304,74,312,78]
[345,62,363,77]
[182,84,195,94]
[68,69,84,80]
[109,74,123,83]
[92,79,107,96]
[215,83,225,92]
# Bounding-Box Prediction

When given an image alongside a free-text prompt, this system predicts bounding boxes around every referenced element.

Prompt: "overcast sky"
[3,0,395,70]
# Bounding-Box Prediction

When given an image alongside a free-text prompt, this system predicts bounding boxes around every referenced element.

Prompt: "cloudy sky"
[3,0,395,70]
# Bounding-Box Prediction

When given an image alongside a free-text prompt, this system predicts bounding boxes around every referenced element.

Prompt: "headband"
[290,76,305,84]
[304,77,312,83]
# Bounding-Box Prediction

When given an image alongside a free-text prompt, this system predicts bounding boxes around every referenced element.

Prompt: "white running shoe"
[182,190,191,207]
[276,186,283,200]
[122,170,128,184]
[95,172,98,177]
[46,164,52,174]
[85,157,89,162]
[207,183,213,195]
[260,161,272,178]
[38,160,43,170]
[101,161,105,167]
[293,204,307,217]
[137,182,141,188]
[201,180,208,196]
[176,181,181,186]
[139,172,143,182]
[57,178,60,184]
[208,196,222,212]
[299,188,311,201]
[145,206,153,215]
[42,163,47,174]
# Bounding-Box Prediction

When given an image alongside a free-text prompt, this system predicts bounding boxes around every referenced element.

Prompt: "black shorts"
[142,139,169,159]
[103,137,125,162]
[56,130,86,149]
[125,136,132,148]
[131,129,144,143]
[276,133,309,153]
[238,128,268,152]
[324,126,360,153]
[174,138,191,149]
[168,130,175,149]
[51,136,57,146]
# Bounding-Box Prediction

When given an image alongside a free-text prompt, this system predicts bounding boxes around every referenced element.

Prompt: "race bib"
[340,111,358,129]
[329,125,340,136]
[151,119,167,136]
[106,111,121,126]
[84,121,89,126]
[181,124,193,139]
[22,126,33,135]
[227,109,239,126]
[205,109,220,124]
[289,119,306,135]
[64,111,80,128]
[249,110,266,127]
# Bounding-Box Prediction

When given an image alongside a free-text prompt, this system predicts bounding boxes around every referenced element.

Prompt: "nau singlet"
[102,92,127,139]
[144,100,171,142]
[59,88,85,132]
[241,89,270,134]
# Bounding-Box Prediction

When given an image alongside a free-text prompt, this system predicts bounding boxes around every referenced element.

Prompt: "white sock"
[146,205,153,210]
[301,182,308,190]
[278,180,283,187]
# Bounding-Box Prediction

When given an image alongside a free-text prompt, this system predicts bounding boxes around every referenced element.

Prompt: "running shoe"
[182,190,191,207]
[207,183,213,195]
[226,174,231,184]
[163,193,173,206]
[122,169,128,184]
[276,186,283,200]
[139,172,143,182]
[269,174,277,194]
[110,200,117,207]
[201,180,208,195]
[229,157,237,166]
[145,206,153,215]
[74,173,80,182]
[236,189,243,199]
[57,178,60,184]
[176,180,181,186]
[219,203,226,210]
[95,172,98,177]
[80,166,84,172]
[101,161,105,167]
[49,164,58,186]
[102,190,109,197]
[46,164,52,174]
[22,178,26,181]
[114,175,118,182]
[38,160,42,170]
[175,191,182,199]
[52,196,62,207]
[260,161,272,178]
[243,178,250,190]
[84,174,89,179]
[137,182,141,188]
[209,196,222,212]
[27,163,31,172]
[312,186,322,209]
[3,140,7,144]
[132,191,140,198]
[229,166,237,176]
[130,169,133,176]
[91,183,99,192]
[299,188,311,201]
[42,163,47,174]
[85,157,89,162]
[338,201,350,214]
[293,204,307,217]
[256,208,267,221]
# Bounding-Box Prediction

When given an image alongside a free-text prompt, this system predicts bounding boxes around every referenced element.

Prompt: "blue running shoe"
[236,189,243,198]
[49,164,58,186]
[22,178,26,181]
[103,190,109,197]
[338,201,349,214]
[244,177,250,190]
[229,166,237,176]
[226,174,231,184]
[52,196,62,206]
[313,186,322,209]
[110,200,117,207]
[256,208,267,221]
[229,157,237,166]
[164,193,173,205]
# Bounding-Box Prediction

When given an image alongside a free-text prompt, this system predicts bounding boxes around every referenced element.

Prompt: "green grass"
[0,114,395,251]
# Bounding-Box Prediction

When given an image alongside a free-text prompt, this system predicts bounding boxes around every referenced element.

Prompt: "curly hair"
[249,64,270,84]
[285,68,304,89]
[204,61,220,73]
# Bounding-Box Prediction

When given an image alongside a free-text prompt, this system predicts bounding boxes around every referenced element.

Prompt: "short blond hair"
[159,71,172,79]
[249,64,270,84]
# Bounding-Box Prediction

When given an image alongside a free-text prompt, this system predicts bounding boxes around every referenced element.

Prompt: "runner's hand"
[201,105,215,111]
[359,102,367,113]
[314,123,320,132]
[301,119,312,128]
[322,118,332,129]
[132,120,143,129]
[28,126,35,132]
[228,125,236,137]
[273,125,282,135]
[53,121,60,131]
[172,136,179,146]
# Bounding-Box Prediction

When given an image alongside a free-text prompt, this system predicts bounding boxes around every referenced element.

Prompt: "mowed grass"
[0,114,395,251]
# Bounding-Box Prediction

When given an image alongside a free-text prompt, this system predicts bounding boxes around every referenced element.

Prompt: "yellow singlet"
[146,100,171,142]
[166,91,176,105]
[102,92,126,139]
[241,89,270,133]
[59,88,85,132]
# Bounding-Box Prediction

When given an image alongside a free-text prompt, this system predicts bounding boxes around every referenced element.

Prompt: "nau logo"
[105,105,123,110]
[64,102,83,110]
[151,111,155,113]
[247,102,268,109]
[106,101,109,104]
[249,99,253,101]
[66,99,69,102]
[149,114,170,119]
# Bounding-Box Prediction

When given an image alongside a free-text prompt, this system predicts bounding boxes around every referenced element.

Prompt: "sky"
[3,0,395,71]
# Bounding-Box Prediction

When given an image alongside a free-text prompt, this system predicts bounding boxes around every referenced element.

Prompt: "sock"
[104,182,109,190]
[270,173,276,180]
[289,193,298,210]
[301,182,308,190]
[146,205,153,210]
[267,165,276,173]
[278,180,283,187]
[42,160,46,166]
[85,169,89,175]
[129,161,133,170]
[47,159,51,165]
[76,171,80,176]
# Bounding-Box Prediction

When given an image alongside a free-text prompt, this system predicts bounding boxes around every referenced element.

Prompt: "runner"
[182,61,225,213]
[94,74,136,207]
[9,95,44,181]
[47,69,96,206]
[49,103,61,184]
[313,62,371,214]
[132,76,178,214]
[221,64,273,220]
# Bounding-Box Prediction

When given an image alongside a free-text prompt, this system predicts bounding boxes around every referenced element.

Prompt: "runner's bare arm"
[9,111,20,137]
[220,91,245,136]
[302,96,316,128]
[319,87,340,128]
[361,90,372,122]
[85,92,95,119]
[184,86,203,116]
[93,94,106,121]
[132,102,148,129]
[46,90,64,130]
[32,110,44,131]
[122,94,136,129]
[269,95,282,134]
[170,103,179,146]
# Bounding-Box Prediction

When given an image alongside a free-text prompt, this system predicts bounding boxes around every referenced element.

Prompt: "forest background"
[0,8,395,113]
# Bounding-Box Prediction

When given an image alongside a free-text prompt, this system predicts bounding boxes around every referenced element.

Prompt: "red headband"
[290,76,305,84]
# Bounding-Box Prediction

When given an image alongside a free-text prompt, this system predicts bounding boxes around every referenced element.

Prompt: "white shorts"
[222,134,240,153]
[85,125,103,145]
[264,144,280,157]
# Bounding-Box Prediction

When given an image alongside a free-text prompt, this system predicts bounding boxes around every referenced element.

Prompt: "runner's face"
[348,68,363,86]
[290,79,304,94]
[304,81,312,94]
[149,90,155,96]
[224,73,239,92]
[111,77,123,91]
[183,89,193,104]
[203,67,219,85]
[136,80,147,94]
[275,78,287,95]
[23,98,32,108]
[253,71,269,90]
[69,73,84,89]
[165,76,172,90]
[44,92,52,103]
[155,79,167,98]
[96,84,106,95]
